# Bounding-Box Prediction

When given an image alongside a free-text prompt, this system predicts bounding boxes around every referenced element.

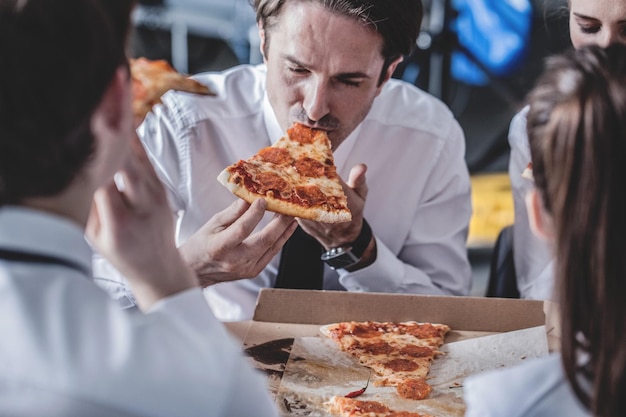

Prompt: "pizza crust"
[319,323,334,338]
[218,169,351,223]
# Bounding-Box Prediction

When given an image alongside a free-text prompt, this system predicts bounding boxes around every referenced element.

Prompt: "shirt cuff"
[337,237,430,293]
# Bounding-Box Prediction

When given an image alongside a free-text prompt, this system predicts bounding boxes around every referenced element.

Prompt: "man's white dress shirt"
[0,207,278,417]
[508,108,554,299]
[464,354,589,417]
[96,64,472,321]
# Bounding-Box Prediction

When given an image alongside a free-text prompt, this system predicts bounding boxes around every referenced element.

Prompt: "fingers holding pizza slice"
[217,123,352,223]
[129,57,216,122]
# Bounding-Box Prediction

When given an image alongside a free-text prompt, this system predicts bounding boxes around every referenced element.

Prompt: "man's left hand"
[299,163,369,249]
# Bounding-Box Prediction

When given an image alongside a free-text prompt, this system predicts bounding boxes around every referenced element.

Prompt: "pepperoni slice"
[287,123,318,144]
[398,345,433,358]
[258,147,293,165]
[383,358,419,372]
[398,323,444,339]
[357,341,396,355]
[294,157,326,177]
[349,323,384,338]
[295,185,326,207]
[254,172,289,195]
[396,378,432,400]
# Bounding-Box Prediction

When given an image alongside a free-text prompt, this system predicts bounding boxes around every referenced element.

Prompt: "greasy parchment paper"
[275,326,548,416]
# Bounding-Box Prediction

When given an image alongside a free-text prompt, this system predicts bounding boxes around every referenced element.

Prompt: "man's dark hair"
[252,0,423,84]
[0,0,135,205]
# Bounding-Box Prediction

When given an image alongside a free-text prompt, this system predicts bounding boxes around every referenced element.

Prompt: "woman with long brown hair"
[509,0,626,300]
[465,43,626,417]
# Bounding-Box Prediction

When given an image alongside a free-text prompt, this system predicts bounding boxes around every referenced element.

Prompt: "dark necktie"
[274,226,324,290]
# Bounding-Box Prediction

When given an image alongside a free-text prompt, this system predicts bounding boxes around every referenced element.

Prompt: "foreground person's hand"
[87,136,197,310]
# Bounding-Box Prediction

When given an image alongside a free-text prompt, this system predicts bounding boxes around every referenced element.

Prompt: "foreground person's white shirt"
[0,207,278,417]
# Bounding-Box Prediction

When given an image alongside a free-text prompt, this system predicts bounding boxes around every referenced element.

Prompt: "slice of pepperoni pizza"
[320,321,450,400]
[130,57,215,121]
[217,123,352,223]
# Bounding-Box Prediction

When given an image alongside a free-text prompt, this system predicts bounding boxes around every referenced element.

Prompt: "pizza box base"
[240,289,558,415]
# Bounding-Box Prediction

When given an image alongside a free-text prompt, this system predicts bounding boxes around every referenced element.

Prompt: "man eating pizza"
[96,0,473,321]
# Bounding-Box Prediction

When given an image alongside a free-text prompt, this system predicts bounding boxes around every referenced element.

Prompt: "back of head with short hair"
[0,0,135,205]
[526,43,626,417]
[252,0,423,83]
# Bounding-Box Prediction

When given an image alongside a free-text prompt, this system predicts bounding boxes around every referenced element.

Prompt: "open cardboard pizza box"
[240,289,558,417]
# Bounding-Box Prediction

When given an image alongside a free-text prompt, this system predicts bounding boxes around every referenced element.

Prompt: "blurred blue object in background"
[451,0,533,85]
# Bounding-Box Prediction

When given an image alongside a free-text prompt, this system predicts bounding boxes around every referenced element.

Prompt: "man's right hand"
[179,199,297,287]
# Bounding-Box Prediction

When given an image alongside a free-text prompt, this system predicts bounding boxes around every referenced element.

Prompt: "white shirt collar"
[262,92,284,145]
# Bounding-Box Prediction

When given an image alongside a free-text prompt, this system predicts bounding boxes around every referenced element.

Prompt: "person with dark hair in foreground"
[0,1,283,415]
[464,43,626,417]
